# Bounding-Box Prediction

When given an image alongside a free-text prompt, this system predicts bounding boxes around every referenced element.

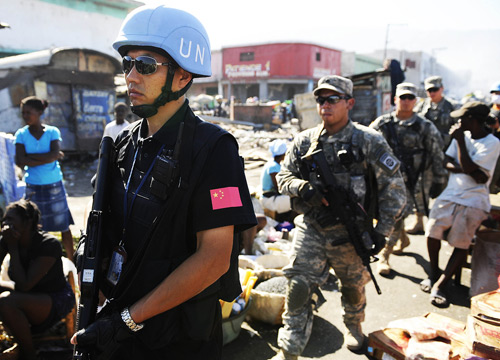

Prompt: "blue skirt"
[31,281,76,334]
[25,181,74,232]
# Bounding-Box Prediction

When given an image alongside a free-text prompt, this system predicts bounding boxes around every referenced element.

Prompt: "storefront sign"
[225,61,271,78]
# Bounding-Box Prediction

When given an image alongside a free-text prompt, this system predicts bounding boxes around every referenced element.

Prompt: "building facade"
[192,42,342,103]
[366,49,469,99]
[0,0,141,58]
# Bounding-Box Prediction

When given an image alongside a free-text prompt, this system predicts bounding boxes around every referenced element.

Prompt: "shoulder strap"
[380,115,399,150]
[114,120,141,151]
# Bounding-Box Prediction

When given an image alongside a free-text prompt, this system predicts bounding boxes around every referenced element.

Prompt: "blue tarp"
[0,133,25,209]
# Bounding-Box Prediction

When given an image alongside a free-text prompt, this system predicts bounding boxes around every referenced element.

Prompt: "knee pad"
[286,277,310,312]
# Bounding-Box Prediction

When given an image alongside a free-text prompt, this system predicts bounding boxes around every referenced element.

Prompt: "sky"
[139,0,500,96]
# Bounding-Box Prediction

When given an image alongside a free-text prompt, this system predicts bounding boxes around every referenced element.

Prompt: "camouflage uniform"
[414,96,458,149]
[414,96,457,212]
[370,112,447,245]
[275,121,406,355]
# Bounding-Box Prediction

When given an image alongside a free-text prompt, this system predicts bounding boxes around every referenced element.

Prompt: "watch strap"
[120,307,144,332]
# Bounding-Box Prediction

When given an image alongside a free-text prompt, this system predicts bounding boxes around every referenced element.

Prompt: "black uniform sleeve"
[191,134,257,234]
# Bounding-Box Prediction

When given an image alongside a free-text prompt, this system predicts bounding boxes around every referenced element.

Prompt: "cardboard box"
[367,328,408,360]
[470,289,500,320]
[423,312,466,340]
[471,340,500,359]
[466,314,500,350]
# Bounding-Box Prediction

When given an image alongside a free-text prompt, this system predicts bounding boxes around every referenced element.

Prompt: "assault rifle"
[383,120,428,216]
[304,149,382,295]
[73,136,113,360]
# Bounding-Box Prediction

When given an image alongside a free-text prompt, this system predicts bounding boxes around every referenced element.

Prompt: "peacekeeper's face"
[316,89,354,134]
[124,49,192,107]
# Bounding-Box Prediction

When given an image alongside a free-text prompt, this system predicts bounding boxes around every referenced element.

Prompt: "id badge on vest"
[106,245,127,286]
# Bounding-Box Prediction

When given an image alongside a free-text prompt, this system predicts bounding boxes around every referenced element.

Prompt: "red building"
[192,42,342,102]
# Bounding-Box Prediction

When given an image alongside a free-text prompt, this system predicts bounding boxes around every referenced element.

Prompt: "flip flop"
[430,289,449,308]
[419,278,433,293]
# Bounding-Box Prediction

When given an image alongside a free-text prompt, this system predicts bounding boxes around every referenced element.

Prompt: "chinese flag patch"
[210,187,242,210]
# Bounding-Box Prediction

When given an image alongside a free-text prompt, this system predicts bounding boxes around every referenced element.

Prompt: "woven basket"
[0,343,19,360]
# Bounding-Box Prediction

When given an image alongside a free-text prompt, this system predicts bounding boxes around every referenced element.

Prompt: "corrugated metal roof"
[0,48,54,69]
[0,47,120,72]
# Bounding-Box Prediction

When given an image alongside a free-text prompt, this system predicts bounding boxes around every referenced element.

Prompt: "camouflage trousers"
[277,215,371,355]
[388,217,405,246]
[412,171,448,216]
[389,172,432,246]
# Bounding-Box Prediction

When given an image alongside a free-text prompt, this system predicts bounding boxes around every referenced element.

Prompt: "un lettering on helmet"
[113,5,212,78]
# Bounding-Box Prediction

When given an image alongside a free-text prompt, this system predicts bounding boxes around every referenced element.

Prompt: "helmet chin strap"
[131,67,193,119]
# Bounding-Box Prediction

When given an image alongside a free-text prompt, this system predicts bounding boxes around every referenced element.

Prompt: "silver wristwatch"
[120,307,144,332]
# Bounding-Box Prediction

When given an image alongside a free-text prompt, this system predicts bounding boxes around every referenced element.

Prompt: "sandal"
[419,278,433,293]
[430,289,449,308]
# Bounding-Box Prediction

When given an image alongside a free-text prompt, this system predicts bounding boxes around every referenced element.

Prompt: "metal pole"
[383,23,407,61]
[383,24,390,60]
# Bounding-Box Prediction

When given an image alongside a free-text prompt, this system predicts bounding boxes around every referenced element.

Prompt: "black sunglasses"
[399,94,416,101]
[315,95,350,105]
[122,55,171,75]
[427,87,440,93]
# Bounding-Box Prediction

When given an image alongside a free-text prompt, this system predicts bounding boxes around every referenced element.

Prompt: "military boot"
[377,244,394,276]
[345,323,365,351]
[393,229,410,255]
[406,212,425,235]
[270,349,298,360]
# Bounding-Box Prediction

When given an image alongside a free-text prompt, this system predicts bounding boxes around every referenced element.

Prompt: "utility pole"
[383,23,407,61]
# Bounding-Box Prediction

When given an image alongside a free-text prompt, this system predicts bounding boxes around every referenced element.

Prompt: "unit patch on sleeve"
[377,151,400,175]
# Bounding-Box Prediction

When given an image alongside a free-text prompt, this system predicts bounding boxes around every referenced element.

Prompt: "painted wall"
[0,0,141,58]
[222,43,341,81]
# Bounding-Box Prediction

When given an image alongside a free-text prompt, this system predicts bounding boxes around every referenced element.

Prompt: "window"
[240,52,254,61]
[316,52,321,61]
[405,59,416,69]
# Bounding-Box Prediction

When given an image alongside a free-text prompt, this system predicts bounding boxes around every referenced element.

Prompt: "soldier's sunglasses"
[427,87,440,93]
[399,94,416,101]
[122,55,171,75]
[315,95,351,105]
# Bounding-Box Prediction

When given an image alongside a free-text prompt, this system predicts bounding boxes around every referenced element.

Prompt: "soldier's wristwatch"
[120,307,144,332]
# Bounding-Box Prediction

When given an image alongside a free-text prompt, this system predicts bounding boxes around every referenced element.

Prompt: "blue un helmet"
[113,5,212,117]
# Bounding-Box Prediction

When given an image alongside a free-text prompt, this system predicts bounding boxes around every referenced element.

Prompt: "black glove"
[316,210,339,229]
[298,182,324,207]
[429,182,446,199]
[371,231,386,255]
[75,310,135,358]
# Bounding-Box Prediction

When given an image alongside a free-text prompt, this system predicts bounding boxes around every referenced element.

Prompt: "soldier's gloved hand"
[429,182,446,199]
[316,210,338,229]
[371,231,386,255]
[298,182,324,207]
[73,310,135,357]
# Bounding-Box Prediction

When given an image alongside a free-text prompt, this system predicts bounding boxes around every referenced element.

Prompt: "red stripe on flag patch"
[210,187,242,210]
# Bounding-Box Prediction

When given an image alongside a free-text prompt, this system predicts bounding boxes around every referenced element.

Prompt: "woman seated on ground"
[0,199,75,360]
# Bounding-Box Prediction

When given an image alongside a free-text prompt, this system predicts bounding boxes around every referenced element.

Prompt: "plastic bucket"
[222,297,252,345]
